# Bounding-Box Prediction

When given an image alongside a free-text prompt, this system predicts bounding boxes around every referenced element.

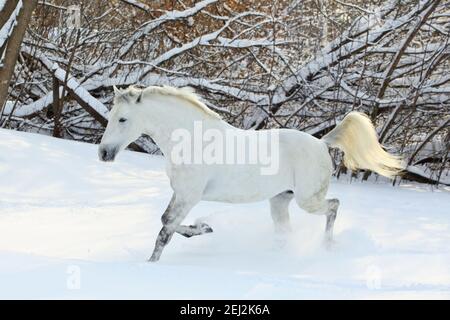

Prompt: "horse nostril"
[99,145,118,162]
[99,148,108,161]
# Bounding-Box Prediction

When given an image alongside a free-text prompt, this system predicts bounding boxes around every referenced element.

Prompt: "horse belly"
[201,165,293,203]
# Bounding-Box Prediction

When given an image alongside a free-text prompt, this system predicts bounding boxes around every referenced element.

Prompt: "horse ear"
[113,85,121,95]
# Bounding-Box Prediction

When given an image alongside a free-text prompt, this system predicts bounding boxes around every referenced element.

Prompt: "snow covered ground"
[0,128,449,299]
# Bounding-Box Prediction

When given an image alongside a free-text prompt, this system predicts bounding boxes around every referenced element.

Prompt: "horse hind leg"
[269,191,294,233]
[294,190,340,246]
[325,198,339,244]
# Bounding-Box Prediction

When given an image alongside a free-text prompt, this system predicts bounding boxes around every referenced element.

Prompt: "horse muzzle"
[98,144,119,162]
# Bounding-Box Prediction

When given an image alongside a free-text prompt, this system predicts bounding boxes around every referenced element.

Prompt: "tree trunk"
[0,0,37,109]
[52,75,61,137]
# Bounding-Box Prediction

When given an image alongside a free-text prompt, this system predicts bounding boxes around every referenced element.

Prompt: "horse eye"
[119,118,127,123]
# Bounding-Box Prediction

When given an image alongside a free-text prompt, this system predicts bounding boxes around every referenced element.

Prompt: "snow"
[0,128,449,299]
[118,0,217,59]
[215,37,293,48]
[1,91,57,117]
[271,0,434,110]
[52,66,109,119]
[8,46,110,120]
[137,11,270,81]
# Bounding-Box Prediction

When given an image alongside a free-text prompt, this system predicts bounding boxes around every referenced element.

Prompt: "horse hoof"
[324,239,336,250]
[148,255,160,262]
[199,223,213,234]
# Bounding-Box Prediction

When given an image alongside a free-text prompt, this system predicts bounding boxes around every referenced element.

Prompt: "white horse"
[99,85,403,262]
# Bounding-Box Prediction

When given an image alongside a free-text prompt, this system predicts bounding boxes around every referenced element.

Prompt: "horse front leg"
[176,223,213,238]
[161,193,213,238]
[149,195,197,262]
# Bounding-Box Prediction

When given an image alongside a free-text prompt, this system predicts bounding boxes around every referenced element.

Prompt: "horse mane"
[118,85,221,120]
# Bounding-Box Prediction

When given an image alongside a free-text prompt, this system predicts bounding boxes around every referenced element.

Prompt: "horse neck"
[138,95,223,157]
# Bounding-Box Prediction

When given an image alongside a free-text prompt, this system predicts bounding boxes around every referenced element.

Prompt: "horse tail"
[322,111,404,179]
